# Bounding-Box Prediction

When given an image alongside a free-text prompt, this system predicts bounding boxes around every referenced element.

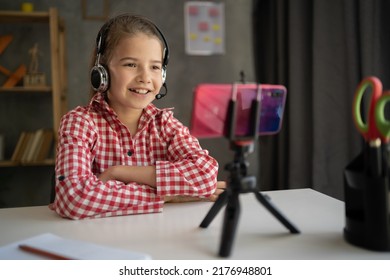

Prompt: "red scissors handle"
[352,76,383,142]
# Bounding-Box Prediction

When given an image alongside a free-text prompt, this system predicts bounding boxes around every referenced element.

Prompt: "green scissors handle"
[374,93,390,143]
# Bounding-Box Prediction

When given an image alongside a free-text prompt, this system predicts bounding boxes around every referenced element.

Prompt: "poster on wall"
[184,1,225,55]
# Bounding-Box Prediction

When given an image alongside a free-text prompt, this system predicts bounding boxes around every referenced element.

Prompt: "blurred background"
[0,0,389,207]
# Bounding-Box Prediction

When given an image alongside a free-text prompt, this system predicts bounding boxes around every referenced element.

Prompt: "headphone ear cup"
[156,67,167,99]
[162,66,167,84]
[91,64,109,92]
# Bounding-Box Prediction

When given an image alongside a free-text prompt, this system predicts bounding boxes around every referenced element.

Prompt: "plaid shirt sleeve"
[155,111,219,198]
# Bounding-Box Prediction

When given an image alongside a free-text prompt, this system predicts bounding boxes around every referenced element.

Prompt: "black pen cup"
[344,152,390,251]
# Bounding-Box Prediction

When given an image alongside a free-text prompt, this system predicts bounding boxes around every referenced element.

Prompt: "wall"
[0,0,258,207]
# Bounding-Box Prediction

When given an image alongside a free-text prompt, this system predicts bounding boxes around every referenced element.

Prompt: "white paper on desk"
[0,233,151,260]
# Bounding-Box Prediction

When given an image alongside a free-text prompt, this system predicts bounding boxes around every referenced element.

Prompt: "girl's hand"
[206,181,226,202]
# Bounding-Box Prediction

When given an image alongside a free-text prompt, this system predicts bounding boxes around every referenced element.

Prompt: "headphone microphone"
[90,15,170,99]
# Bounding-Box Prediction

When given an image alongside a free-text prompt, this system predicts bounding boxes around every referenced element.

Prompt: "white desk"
[0,188,389,259]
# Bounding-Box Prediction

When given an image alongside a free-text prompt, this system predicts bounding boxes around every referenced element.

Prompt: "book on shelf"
[11,131,27,161]
[23,129,44,162]
[36,130,54,161]
[11,129,54,163]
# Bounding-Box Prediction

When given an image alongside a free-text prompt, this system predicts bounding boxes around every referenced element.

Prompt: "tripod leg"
[219,192,240,257]
[254,192,300,234]
[199,190,228,228]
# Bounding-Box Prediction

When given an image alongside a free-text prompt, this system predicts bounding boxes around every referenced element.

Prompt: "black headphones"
[90,14,169,99]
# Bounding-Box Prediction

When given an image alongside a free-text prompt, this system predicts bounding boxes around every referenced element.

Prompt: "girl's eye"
[125,63,136,67]
[152,65,161,70]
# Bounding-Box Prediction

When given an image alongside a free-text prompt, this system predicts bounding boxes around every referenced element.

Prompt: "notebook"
[0,233,151,260]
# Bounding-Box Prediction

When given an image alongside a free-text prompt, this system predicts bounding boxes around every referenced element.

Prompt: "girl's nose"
[137,68,151,83]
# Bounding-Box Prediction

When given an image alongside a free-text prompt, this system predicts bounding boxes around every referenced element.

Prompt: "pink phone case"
[190,83,287,138]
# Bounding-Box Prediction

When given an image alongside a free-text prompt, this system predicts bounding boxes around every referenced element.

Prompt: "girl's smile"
[129,88,151,95]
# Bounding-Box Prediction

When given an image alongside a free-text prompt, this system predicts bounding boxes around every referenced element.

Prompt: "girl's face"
[106,33,164,115]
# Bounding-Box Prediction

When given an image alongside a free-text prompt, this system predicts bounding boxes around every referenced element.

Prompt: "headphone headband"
[91,14,169,96]
[95,14,169,68]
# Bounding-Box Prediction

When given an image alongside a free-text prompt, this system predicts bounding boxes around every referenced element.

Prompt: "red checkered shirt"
[49,93,218,219]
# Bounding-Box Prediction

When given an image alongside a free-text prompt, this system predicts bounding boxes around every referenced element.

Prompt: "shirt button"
[127,150,133,156]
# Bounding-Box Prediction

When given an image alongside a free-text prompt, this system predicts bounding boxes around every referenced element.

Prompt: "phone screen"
[190,83,287,138]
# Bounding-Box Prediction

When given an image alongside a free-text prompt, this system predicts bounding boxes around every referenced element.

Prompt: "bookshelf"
[0,8,68,167]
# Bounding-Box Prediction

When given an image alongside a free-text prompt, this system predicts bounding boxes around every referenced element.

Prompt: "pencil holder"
[343,152,390,251]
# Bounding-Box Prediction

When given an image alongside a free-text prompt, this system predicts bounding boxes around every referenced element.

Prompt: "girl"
[49,14,225,219]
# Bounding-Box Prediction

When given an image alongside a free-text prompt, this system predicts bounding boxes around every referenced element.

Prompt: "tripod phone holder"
[199,83,300,257]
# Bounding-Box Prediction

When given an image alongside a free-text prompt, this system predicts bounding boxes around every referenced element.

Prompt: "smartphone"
[190,83,287,138]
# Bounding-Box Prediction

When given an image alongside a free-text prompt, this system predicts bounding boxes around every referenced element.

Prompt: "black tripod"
[199,83,300,257]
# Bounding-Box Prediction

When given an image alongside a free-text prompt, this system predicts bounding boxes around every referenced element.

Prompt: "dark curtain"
[252,0,390,199]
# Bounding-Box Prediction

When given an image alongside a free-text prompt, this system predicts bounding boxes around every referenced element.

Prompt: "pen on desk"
[368,138,382,177]
[19,244,72,260]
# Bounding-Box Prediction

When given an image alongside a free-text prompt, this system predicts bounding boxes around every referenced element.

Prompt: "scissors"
[352,76,390,143]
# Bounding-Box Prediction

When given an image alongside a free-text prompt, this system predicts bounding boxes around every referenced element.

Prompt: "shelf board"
[0,86,52,93]
[0,159,55,167]
[0,11,50,23]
